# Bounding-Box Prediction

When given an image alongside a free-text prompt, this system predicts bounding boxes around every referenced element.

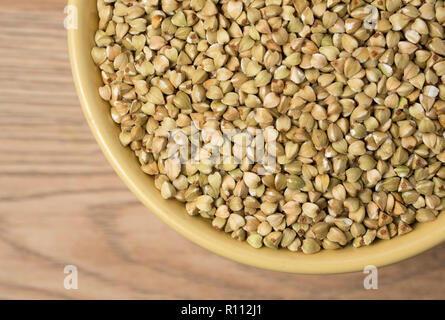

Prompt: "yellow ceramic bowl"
[68,0,445,274]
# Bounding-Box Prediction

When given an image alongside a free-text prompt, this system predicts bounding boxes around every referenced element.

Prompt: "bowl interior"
[68,0,445,274]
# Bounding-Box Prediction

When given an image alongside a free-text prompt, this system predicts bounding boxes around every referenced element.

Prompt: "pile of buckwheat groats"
[92,0,445,254]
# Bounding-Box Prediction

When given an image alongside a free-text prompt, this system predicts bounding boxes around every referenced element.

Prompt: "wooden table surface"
[0,0,444,300]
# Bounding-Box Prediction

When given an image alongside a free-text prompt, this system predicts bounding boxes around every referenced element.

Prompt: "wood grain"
[0,0,444,300]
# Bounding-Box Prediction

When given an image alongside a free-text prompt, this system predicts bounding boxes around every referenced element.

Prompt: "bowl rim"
[68,0,445,274]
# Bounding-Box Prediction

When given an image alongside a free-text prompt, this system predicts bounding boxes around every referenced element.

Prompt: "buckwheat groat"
[92,0,445,253]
